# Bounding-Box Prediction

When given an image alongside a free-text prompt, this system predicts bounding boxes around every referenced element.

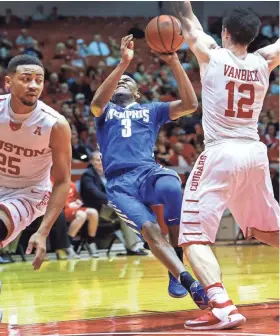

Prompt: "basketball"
[145,15,184,53]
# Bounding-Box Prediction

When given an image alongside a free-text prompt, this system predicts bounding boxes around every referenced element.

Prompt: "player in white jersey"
[174,1,280,330]
[0,55,71,276]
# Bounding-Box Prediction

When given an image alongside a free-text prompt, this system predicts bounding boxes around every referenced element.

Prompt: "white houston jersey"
[0,94,62,188]
[201,48,270,145]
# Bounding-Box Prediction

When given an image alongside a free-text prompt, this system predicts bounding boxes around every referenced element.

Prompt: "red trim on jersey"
[179,241,213,247]
[183,210,199,214]
[182,222,201,225]
[10,202,22,222]
[185,199,199,202]
[18,199,30,218]
[183,232,203,235]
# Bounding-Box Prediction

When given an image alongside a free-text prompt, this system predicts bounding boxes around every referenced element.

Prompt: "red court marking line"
[183,232,202,235]
[10,202,22,221]
[183,210,199,214]
[182,222,201,225]
[185,200,199,202]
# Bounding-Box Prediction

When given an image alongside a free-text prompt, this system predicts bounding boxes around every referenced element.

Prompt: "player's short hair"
[223,8,261,46]
[7,54,44,74]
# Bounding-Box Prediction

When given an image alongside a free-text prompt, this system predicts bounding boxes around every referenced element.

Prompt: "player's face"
[6,65,44,107]
[114,75,138,97]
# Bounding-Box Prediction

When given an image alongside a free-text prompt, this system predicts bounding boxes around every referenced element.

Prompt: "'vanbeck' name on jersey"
[224,65,259,82]
[105,109,150,122]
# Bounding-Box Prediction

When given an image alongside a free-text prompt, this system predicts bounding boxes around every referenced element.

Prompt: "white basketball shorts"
[179,140,279,246]
[0,185,51,248]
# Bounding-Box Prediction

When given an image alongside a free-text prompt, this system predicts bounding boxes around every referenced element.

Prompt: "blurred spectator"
[24,40,43,59]
[107,36,121,60]
[56,82,72,104]
[53,42,66,59]
[128,23,145,39]
[264,123,279,148]
[48,6,59,21]
[0,8,19,26]
[32,5,47,21]
[71,132,91,162]
[77,39,88,57]
[16,29,33,47]
[80,151,147,255]
[154,130,173,166]
[74,93,90,119]
[88,34,110,56]
[169,142,192,172]
[133,63,150,82]
[65,181,99,258]
[270,74,279,95]
[0,33,12,67]
[45,72,60,95]
[65,36,76,52]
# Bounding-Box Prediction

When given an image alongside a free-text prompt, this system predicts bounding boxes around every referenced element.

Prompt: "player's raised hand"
[26,231,47,270]
[121,34,134,64]
[151,50,179,65]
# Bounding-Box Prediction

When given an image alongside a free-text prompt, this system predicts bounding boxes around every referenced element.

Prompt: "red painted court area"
[0,302,278,336]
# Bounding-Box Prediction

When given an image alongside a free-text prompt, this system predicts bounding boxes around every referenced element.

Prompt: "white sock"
[206,282,230,304]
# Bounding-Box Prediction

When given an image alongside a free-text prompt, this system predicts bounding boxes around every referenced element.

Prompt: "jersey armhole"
[254,51,270,76]
[200,48,220,82]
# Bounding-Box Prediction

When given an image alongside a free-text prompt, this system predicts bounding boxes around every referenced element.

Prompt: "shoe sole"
[184,314,246,330]
[169,291,188,299]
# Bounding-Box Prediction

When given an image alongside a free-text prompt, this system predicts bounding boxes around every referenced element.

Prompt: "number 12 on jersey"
[225,81,255,119]
[121,118,132,137]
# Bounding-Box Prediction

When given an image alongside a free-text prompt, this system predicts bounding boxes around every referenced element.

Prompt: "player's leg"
[180,149,246,330]
[109,188,208,309]
[153,175,188,298]
[228,149,279,248]
[68,210,87,238]
[85,208,99,237]
[85,208,99,258]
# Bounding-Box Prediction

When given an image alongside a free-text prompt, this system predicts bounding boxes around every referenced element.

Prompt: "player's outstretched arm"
[257,38,280,72]
[172,1,218,65]
[91,35,134,117]
[155,52,198,119]
[26,117,71,270]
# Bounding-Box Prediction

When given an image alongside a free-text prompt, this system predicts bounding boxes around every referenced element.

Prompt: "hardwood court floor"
[0,245,278,335]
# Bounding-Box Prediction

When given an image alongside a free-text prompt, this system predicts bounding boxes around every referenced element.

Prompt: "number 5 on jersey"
[121,118,132,138]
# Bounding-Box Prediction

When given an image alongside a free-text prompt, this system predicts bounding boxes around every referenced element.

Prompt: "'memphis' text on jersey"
[105,108,150,122]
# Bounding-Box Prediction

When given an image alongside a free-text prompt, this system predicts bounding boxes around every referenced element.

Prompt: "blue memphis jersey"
[95,101,171,177]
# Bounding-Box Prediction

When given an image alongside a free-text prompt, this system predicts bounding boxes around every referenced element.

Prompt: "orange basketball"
[145,15,184,53]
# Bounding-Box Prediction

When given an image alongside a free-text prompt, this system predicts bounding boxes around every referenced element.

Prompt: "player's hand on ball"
[121,34,134,64]
[151,50,179,65]
[26,232,47,270]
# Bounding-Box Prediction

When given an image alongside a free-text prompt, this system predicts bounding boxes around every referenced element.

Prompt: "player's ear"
[135,91,141,100]
[5,75,12,90]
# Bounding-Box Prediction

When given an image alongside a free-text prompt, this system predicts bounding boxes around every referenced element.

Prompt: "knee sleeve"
[0,218,8,241]
[154,176,182,226]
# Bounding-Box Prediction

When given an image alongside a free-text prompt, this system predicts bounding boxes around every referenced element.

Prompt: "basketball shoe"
[168,271,188,298]
[184,300,246,330]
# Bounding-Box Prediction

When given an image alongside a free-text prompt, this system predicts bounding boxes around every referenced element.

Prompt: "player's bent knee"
[250,228,280,248]
[86,208,99,218]
[75,210,87,221]
[141,221,162,244]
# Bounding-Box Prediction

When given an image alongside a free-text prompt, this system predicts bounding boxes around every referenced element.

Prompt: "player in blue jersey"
[91,34,209,309]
